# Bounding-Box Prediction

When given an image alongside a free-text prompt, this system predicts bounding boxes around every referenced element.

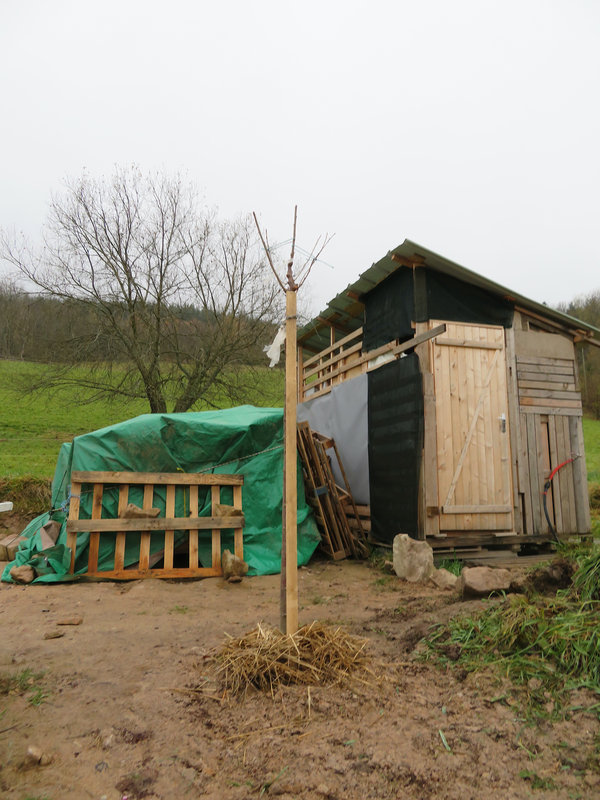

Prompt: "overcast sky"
[1,0,599,316]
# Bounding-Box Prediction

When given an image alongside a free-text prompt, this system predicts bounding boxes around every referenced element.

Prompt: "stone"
[56,616,83,625]
[43,630,65,640]
[430,567,459,590]
[9,565,35,584]
[213,504,244,519]
[120,503,160,519]
[23,744,51,767]
[221,549,248,581]
[25,745,43,765]
[458,566,512,597]
[39,520,61,549]
[392,534,434,583]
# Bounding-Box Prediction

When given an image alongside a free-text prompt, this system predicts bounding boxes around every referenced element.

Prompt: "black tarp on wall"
[419,270,513,328]
[363,266,513,355]
[362,268,414,351]
[368,354,423,544]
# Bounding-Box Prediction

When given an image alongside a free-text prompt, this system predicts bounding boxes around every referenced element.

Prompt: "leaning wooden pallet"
[66,471,244,579]
[297,422,369,560]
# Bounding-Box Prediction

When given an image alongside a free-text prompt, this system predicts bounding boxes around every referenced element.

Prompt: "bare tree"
[1,168,280,413]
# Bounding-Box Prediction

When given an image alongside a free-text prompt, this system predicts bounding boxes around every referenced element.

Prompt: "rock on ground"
[459,566,512,597]
[392,534,434,583]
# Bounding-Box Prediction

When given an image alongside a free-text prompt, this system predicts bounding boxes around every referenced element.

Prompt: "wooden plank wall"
[514,323,590,535]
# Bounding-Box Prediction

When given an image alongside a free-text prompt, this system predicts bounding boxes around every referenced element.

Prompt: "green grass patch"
[424,550,600,719]
[0,668,48,706]
[437,558,463,576]
[0,360,284,479]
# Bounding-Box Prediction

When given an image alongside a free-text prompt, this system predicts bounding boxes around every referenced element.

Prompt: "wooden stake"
[283,288,298,634]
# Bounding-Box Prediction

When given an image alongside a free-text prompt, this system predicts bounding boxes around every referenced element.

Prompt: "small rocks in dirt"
[100,729,115,749]
[430,567,458,590]
[458,566,511,597]
[222,549,248,582]
[9,565,35,584]
[392,534,434,582]
[43,629,65,640]
[57,616,83,626]
[23,744,52,767]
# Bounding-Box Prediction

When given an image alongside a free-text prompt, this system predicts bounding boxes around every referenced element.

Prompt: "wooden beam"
[70,471,243,486]
[66,516,246,533]
[283,289,298,634]
[391,253,425,268]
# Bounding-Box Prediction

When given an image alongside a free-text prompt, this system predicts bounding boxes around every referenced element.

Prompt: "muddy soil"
[1,557,598,800]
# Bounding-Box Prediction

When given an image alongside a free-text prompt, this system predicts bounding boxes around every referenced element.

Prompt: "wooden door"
[431,321,514,532]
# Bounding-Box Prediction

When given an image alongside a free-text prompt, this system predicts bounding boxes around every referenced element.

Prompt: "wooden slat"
[302,327,363,368]
[163,484,175,570]
[519,388,581,400]
[70,471,243,486]
[303,341,363,380]
[211,485,221,569]
[525,414,542,533]
[189,484,199,569]
[98,567,223,580]
[233,484,244,559]
[436,338,502,350]
[562,416,577,533]
[88,483,104,573]
[518,379,576,390]
[139,484,154,571]
[66,515,246,533]
[519,396,581,409]
[547,416,563,534]
[504,326,523,534]
[570,416,591,533]
[67,481,82,573]
[442,505,512,514]
[519,404,582,416]
[515,355,574,368]
[114,485,129,571]
[365,323,447,363]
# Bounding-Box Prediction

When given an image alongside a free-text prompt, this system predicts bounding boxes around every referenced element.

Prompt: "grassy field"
[1,358,599,490]
[0,360,284,479]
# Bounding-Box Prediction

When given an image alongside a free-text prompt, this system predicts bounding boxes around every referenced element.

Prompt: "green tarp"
[2,406,320,583]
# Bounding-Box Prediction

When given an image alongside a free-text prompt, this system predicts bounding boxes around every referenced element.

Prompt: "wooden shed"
[296,240,600,553]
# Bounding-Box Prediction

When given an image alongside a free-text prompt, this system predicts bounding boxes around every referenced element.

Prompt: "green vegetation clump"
[0,668,48,706]
[0,476,51,515]
[424,548,600,718]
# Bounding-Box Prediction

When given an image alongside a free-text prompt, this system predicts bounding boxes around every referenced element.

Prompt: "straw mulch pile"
[213,621,371,696]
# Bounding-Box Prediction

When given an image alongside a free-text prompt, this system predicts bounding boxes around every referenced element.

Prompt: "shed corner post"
[412,265,440,540]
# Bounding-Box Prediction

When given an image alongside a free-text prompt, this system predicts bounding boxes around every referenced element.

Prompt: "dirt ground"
[1,551,599,800]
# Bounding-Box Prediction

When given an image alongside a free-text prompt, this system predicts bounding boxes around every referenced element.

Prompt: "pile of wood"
[297,422,369,560]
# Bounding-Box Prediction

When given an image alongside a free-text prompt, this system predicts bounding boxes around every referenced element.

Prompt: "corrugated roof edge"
[297,238,600,352]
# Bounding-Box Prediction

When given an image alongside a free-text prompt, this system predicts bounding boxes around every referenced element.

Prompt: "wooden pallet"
[297,422,369,560]
[66,471,244,579]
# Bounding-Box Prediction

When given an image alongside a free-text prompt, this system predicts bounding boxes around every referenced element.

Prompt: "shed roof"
[298,239,600,353]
